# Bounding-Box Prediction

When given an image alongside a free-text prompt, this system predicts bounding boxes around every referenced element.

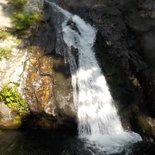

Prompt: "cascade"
[45,0,142,154]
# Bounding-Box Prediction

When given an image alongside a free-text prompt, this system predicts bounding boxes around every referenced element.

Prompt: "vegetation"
[12,12,42,33]
[0,29,11,40]
[8,0,28,10]
[0,48,12,60]
[0,85,29,116]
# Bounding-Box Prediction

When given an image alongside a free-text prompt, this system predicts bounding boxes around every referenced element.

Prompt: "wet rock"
[52,56,76,119]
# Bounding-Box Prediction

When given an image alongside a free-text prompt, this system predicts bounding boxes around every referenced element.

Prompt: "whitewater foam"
[45,1,142,154]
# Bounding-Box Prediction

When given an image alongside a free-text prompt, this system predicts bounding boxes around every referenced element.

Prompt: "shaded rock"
[0,102,21,129]
[132,142,155,155]
[131,115,155,139]
[52,55,76,119]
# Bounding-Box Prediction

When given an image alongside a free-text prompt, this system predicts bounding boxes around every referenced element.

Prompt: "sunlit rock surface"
[0,0,12,28]
[0,38,28,88]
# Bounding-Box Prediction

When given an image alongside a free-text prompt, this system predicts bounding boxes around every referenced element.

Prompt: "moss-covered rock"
[0,85,29,116]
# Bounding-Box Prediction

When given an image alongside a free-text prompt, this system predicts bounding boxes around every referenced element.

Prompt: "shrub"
[9,0,28,10]
[12,12,43,33]
[0,48,12,60]
[0,85,29,116]
[0,30,11,40]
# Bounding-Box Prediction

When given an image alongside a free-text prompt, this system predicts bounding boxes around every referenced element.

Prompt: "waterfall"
[62,15,124,136]
[45,1,142,154]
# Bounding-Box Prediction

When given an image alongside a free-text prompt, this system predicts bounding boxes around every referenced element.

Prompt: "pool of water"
[0,130,100,155]
[0,130,155,155]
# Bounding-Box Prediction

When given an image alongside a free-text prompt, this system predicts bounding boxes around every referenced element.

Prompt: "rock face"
[0,0,77,132]
[0,0,12,28]
[0,34,28,128]
[25,50,55,114]
[24,49,76,131]
[58,0,155,139]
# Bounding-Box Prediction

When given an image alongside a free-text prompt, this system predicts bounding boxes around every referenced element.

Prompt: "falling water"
[62,15,124,136]
[45,1,142,154]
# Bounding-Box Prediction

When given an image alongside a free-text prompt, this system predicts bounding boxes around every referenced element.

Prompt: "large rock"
[23,46,77,131]
[0,0,77,132]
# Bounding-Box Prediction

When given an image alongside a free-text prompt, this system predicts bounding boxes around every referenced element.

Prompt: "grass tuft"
[0,30,11,40]
[0,85,29,116]
[0,47,12,60]
[8,0,28,10]
[12,12,43,34]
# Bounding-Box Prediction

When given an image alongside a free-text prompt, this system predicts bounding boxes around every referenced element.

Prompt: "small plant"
[12,12,43,33]
[0,30,11,40]
[0,85,29,116]
[0,47,12,60]
[8,0,28,10]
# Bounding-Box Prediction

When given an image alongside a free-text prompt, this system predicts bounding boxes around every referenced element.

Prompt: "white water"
[46,1,142,154]
[62,15,124,136]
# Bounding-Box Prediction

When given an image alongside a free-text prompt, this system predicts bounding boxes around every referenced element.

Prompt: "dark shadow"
[0,130,104,155]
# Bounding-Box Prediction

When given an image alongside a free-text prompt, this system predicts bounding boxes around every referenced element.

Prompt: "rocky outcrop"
[0,30,28,128]
[0,0,77,132]
[23,48,76,131]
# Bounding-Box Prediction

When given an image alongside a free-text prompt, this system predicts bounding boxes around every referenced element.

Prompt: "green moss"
[12,12,43,34]
[0,30,11,40]
[0,85,29,116]
[0,48,12,60]
[8,0,28,10]
[9,0,43,35]
[13,115,22,125]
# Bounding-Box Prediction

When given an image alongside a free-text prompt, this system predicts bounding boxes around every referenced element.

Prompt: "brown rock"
[25,50,56,116]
